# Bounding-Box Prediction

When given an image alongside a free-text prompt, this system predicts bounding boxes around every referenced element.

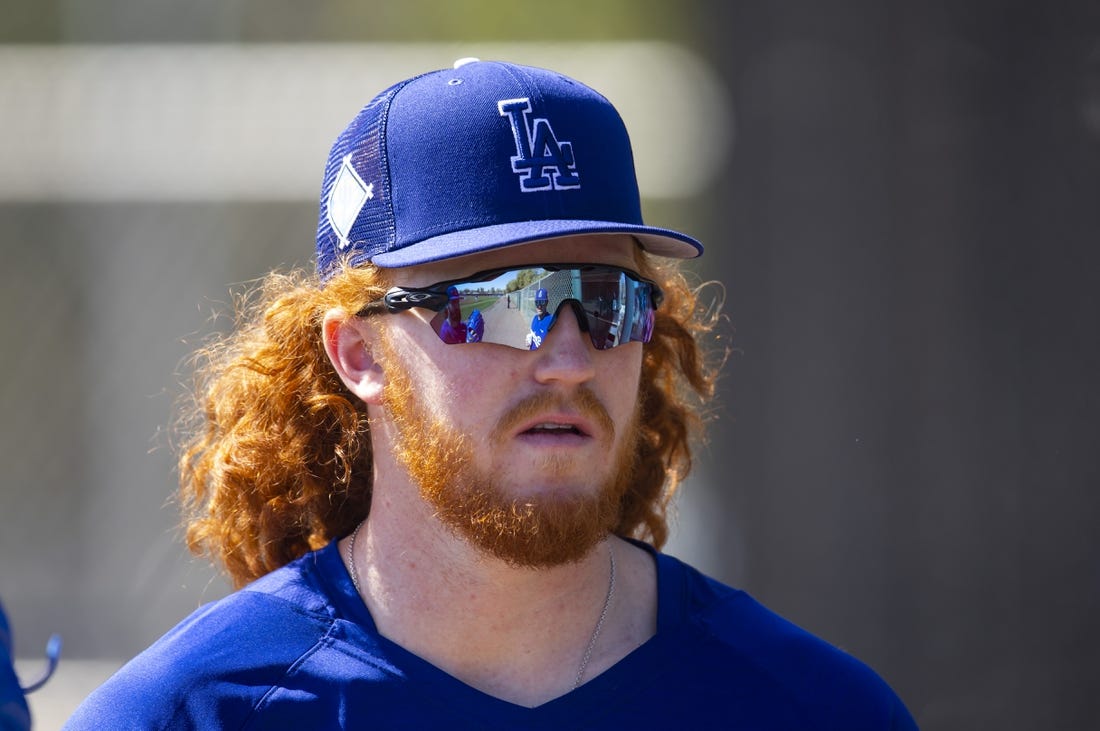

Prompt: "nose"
[532,300,596,385]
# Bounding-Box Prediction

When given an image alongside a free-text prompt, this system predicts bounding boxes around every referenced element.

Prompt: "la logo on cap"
[498,98,581,192]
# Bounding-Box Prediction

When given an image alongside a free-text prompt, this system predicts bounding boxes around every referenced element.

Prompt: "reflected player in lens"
[526,287,553,350]
[438,285,467,344]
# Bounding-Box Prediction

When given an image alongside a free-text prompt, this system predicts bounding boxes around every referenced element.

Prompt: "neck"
[342,452,657,706]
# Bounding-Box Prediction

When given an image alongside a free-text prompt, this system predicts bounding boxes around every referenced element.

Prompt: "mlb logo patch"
[327,154,375,249]
[498,98,581,192]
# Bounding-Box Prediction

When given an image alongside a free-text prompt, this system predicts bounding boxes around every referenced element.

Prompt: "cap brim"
[367,219,703,268]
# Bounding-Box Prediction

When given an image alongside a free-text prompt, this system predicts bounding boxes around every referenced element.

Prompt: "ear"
[323,308,385,405]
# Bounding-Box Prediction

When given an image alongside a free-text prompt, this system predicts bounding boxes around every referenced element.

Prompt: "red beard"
[379,338,639,567]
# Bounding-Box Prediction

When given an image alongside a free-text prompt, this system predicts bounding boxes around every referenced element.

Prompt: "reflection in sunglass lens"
[424,266,657,351]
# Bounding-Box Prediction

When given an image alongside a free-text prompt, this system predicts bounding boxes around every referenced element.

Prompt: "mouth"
[512,414,595,444]
[489,390,614,448]
[523,421,586,437]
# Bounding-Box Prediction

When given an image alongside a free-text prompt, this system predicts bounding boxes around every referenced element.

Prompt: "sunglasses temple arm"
[357,288,449,317]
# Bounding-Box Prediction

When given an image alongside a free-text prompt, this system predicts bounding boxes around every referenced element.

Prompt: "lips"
[488,389,614,447]
[520,419,589,437]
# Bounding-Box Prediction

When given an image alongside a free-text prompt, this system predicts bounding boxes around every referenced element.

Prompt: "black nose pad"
[548,299,591,334]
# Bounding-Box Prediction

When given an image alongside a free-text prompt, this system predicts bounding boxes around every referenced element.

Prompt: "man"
[1,603,30,731]
[527,287,553,349]
[66,59,916,728]
[438,285,468,344]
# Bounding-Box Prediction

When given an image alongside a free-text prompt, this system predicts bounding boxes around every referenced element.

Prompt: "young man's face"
[375,234,645,566]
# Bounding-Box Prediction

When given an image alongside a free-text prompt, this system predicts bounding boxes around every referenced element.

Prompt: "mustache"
[489,388,615,444]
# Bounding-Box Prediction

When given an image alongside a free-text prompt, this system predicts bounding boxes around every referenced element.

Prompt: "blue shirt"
[529,312,553,349]
[1,602,31,731]
[66,541,917,729]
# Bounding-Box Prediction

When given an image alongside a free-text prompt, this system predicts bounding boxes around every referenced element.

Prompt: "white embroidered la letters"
[498,98,581,192]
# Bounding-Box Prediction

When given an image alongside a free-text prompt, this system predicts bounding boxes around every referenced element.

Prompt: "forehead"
[387,234,640,287]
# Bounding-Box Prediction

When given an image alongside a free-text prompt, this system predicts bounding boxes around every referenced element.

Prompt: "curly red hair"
[177,253,723,588]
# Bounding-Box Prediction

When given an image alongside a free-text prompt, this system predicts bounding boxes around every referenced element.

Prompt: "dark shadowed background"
[1,1,1097,728]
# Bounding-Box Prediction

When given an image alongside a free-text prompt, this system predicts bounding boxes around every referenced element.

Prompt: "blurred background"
[1,1,1097,728]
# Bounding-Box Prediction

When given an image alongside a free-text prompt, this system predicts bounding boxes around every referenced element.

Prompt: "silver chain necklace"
[346,522,364,596]
[345,523,616,691]
[574,543,616,689]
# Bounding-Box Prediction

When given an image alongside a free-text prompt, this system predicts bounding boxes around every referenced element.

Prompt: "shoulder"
[653,552,917,730]
[0,602,30,731]
[64,546,346,729]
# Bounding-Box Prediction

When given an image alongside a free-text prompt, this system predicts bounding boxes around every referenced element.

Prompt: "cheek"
[600,345,644,425]
[422,347,524,427]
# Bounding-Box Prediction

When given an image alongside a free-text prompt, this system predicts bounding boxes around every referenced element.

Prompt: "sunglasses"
[358,264,662,351]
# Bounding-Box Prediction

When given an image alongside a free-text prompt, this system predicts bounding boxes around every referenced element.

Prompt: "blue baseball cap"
[316,58,703,278]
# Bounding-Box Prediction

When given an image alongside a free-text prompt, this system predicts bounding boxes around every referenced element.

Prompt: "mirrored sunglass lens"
[428,268,654,350]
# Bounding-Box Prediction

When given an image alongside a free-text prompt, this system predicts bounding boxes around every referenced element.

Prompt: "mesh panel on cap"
[316,80,407,280]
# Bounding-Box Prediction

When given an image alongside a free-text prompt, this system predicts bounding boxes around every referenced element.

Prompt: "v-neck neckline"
[318,538,688,725]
